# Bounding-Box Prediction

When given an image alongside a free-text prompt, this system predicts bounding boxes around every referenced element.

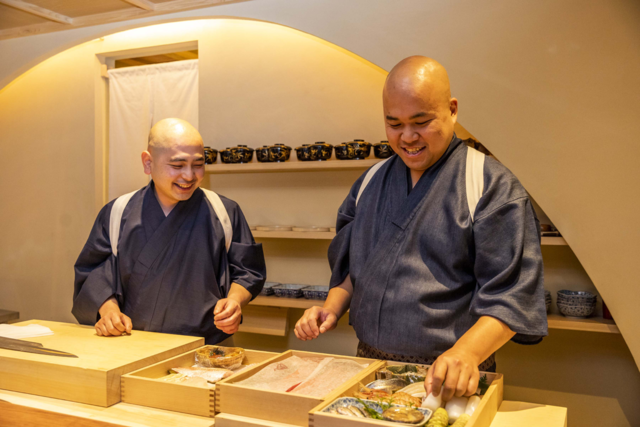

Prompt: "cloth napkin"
[0,324,54,339]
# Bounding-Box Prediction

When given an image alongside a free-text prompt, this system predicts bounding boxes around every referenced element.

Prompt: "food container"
[335,142,356,160]
[215,350,382,426]
[321,397,432,426]
[121,346,275,417]
[195,346,245,369]
[310,360,503,427]
[256,145,271,163]
[295,144,313,161]
[268,144,292,162]
[310,141,333,161]
[203,146,218,164]
[260,281,279,296]
[373,141,394,159]
[350,139,372,159]
[221,145,254,163]
[272,283,306,298]
[301,285,330,300]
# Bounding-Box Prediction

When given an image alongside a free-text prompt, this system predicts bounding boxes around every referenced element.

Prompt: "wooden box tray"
[216,350,384,426]
[121,346,276,417]
[0,320,204,407]
[309,361,503,427]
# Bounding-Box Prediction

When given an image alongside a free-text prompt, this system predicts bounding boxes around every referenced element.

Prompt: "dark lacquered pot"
[203,146,218,164]
[373,141,394,159]
[350,139,372,159]
[335,142,356,160]
[221,145,254,163]
[295,144,313,161]
[256,145,271,163]
[310,141,333,161]
[269,144,292,162]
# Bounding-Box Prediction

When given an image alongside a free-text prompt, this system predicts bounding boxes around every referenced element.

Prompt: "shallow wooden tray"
[309,361,503,427]
[0,320,204,407]
[216,350,384,426]
[121,347,276,417]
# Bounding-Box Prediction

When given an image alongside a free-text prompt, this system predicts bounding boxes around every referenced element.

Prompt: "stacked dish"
[272,284,307,298]
[557,290,597,318]
[544,290,552,313]
[301,286,330,300]
[260,281,279,296]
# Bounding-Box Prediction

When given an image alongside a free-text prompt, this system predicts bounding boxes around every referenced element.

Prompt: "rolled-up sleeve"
[470,196,548,344]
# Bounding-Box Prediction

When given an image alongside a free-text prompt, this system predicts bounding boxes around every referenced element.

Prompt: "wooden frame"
[216,350,384,426]
[309,361,503,427]
[121,346,276,417]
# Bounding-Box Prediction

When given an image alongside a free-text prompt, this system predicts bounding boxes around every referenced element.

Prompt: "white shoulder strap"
[355,157,392,207]
[465,146,485,222]
[109,190,138,256]
[202,188,233,251]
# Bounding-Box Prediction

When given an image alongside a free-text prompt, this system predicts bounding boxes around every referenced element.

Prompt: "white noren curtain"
[108,59,199,200]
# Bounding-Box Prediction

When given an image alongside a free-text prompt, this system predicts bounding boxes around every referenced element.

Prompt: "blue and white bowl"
[272,283,306,298]
[557,290,597,304]
[557,301,596,318]
[260,282,279,296]
[301,286,330,300]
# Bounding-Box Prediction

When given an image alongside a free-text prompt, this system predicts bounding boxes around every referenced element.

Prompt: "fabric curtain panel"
[108,59,199,200]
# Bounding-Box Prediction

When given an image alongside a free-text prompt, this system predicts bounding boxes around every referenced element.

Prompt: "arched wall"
[1,0,638,369]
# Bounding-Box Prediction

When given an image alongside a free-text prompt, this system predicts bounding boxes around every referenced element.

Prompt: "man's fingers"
[300,319,317,339]
[425,363,434,396]
[455,365,472,397]
[95,325,103,336]
[442,364,461,402]
[215,312,240,327]
[213,299,227,316]
[122,315,133,334]
[105,318,122,336]
[430,360,449,398]
[97,321,110,337]
[465,369,480,397]
[319,312,336,333]
[111,315,126,333]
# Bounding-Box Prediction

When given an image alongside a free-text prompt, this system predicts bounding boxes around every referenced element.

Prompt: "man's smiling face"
[382,57,458,180]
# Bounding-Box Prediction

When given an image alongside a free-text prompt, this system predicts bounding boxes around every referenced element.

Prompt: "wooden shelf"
[252,295,321,310]
[547,314,619,334]
[254,231,567,245]
[205,158,381,174]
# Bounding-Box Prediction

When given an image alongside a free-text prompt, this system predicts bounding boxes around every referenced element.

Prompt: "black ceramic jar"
[295,144,313,161]
[310,141,333,161]
[335,142,356,160]
[203,146,218,164]
[256,145,271,163]
[220,145,254,163]
[373,140,394,159]
[269,144,292,162]
[349,139,372,159]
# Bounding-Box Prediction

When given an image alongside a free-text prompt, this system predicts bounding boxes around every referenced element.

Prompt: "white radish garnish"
[421,390,443,411]
[465,395,482,416]
[445,396,469,422]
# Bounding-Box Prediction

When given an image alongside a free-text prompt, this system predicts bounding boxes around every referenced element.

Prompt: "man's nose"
[401,127,419,143]
[183,166,195,181]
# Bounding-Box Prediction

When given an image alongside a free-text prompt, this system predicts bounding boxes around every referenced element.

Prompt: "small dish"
[310,142,333,161]
[268,144,292,162]
[557,302,596,318]
[256,145,271,163]
[260,281,279,296]
[349,139,372,159]
[292,226,330,232]
[335,142,356,160]
[373,141,394,159]
[272,283,307,298]
[301,286,330,300]
[221,145,254,163]
[295,144,313,161]
[322,397,432,426]
[203,147,218,164]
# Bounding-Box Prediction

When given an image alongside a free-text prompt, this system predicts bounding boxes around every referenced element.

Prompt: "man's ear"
[449,97,458,124]
[141,151,153,175]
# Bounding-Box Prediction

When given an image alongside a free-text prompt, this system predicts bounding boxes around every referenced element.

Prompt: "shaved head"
[148,118,203,152]
[383,56,451,109]
[382,56,458,183]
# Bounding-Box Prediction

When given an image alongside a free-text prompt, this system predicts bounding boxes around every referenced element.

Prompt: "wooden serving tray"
[0,320,203,407]
[216,350,384,426]
[309,361,503,427]
[121,346,276,417]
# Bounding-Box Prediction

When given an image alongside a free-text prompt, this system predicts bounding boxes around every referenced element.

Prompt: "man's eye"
[416,120,432,126]
[194,163,204,168]
[170,164,182,169]
[388,123,401,128]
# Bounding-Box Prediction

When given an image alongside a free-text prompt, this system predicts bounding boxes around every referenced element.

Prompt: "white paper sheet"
[0,324,54,339]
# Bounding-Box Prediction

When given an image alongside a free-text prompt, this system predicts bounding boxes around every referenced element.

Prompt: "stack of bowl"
[544,290,552,313]
[557,290,597,318]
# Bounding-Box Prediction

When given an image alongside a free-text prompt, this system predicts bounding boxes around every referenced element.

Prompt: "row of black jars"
[203,141,393,164]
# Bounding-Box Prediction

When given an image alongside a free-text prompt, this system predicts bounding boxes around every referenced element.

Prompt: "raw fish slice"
[293,358,367,397]
[235,356,320,392]
[171,367,233,383]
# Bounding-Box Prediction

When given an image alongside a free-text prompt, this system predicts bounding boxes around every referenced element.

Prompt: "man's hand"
[294,306,338,341]
[95,297,132,337]
[425,348,480,402]
[213,298,242,334]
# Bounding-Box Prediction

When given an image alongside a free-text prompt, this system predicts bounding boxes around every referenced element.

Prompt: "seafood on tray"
[195,346,245,369]
[170,366,234,383]
[323,397,433,426]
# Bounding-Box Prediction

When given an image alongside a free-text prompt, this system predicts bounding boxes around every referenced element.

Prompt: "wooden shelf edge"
[252,296,322,310]
[541,236,567,246]
[205,158,381,174]
[252,231,335,240]
[547,314,619,334]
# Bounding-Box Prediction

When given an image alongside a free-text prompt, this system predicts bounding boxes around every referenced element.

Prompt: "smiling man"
[72,118,266,344]
[295,57,547,401]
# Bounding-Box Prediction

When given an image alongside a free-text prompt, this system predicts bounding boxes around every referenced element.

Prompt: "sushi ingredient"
[382,407,424,424]
[451,413,471,426]
[337,407,353,416]
[445,396,469,423]
[348,405,365,417]
[465,395,482,415]
[365,379,407,394]
[293,358,368,397]
[379,364,428,384]
[426,408,449,427]
[421,390,443,411]
[195,346,245,369]
[356,399,384,420]
[398,381,426,395]
[411,391,426,399]
[355,385,392,401]
[170,367,233,383]
[388,392,422,407]
[160,373,211,388]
